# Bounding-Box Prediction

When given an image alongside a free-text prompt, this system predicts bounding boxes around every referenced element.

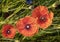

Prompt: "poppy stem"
[14,40,20,42]
[5,4,24,21]
[0,38,15,41]
[46,28,60,31]
[0,21,5,24]
[53,17,60,20]
[52,24,60,25]
[22,36,26,40]
[48,2,56,8]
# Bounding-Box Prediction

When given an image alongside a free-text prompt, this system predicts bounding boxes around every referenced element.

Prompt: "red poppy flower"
[16,16,39,37]
[2,24,16,38]
[32,6,54,29]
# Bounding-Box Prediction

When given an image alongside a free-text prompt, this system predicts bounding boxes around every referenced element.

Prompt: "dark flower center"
[6,30,11,34]
[25,24,31,29]
[39,16,47,22]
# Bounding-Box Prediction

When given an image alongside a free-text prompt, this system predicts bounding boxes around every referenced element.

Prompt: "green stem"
[22,36,26,40]
[0,21,5,24]
[48,2,56,8]
[14,40,20,42]
[0,38,15,41]
[5,4,24,21]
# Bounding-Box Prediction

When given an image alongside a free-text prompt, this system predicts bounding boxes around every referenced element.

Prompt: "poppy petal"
[16,16,39,37]
[2,24,16,38]
[32,6,54,29]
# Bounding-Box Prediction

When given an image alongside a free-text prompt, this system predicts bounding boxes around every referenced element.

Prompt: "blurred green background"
[0,0,60,42]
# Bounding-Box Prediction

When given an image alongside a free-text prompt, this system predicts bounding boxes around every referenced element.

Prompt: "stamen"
[26,25,30,29]
[25,24,31,29]
[6,30,11,34]
[40,16,46,22]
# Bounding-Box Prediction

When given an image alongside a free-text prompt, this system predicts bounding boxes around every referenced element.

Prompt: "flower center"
[39,16,47,22]
[25,24,31,29]
[6,30,11,34]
